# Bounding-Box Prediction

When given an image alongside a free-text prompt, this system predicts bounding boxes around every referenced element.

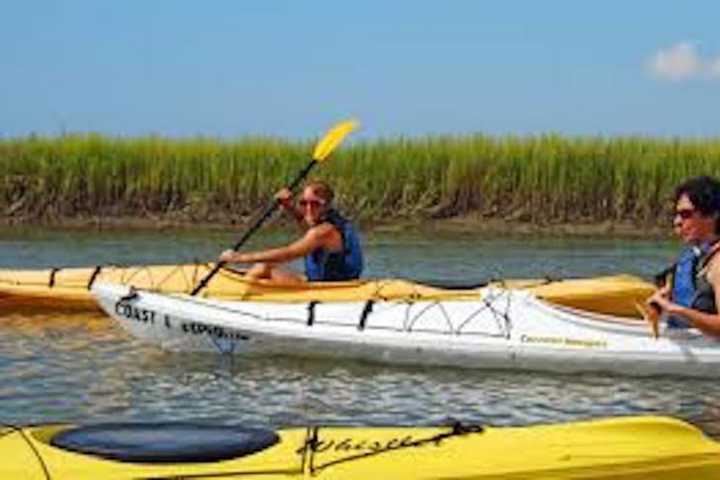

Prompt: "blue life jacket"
[668,242,719,328]
[304,210,363,282]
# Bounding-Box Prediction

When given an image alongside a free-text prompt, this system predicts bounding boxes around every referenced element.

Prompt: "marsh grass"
[2,133,720,226]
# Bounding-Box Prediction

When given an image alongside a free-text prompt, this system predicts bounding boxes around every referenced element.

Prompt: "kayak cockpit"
[47,423,280,463]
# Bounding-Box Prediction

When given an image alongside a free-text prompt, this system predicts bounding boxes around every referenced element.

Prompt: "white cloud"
[649,42,703,81]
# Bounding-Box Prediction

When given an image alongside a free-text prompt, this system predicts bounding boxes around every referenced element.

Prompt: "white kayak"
[91,275,720,377]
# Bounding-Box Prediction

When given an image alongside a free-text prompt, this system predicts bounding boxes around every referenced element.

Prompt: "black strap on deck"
[86,266,103,290]
[307,301,319,326]
[358,300,374,330]
[119,286,139,303]
[48,267,60,288]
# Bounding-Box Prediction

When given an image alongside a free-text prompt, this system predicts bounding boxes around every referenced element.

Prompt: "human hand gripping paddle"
[635,287,667,339]
[635,301,661,339]
[190,119,359,296]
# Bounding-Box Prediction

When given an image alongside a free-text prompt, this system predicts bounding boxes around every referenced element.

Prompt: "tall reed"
[2,133,720,226]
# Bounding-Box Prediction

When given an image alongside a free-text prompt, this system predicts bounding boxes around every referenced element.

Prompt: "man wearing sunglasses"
[219,180,363,284]
[648,176,720,337]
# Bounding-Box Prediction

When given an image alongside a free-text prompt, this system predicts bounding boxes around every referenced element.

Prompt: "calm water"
[2,227,720,437]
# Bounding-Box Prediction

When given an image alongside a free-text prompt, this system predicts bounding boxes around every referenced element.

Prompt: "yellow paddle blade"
[312,119,359,162]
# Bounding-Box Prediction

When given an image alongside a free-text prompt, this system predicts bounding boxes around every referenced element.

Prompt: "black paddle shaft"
[190,159,318,296]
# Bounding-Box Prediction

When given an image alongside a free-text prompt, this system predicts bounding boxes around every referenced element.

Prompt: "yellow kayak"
[1,416,718,479]
[0,261,654,318]
[0,263,249,314]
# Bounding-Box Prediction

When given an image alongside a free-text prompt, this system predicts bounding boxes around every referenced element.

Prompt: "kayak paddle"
[190,119,359,296]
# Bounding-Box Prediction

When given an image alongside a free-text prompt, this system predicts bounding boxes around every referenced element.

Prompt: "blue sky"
[2,1,719,139]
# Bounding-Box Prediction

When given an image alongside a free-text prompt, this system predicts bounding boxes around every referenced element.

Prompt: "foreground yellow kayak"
[1,416,719,479]
[0,262,654,318]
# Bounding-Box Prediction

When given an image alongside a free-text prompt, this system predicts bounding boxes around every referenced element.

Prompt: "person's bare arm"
[651,261,720,337]
[220,224,334,264]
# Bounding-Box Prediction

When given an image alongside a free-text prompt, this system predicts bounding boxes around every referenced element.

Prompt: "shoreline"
[0,214,670,239]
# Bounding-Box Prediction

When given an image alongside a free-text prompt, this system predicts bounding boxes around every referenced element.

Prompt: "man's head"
[300,180,334,226]
[673,176,720,243]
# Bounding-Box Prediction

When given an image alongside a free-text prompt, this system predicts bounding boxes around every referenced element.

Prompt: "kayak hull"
[0,264,653,318]
[93,282,720,377]
[2,416,720,479]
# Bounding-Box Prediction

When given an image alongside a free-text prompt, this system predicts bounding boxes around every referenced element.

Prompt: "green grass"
[2,133,720,225]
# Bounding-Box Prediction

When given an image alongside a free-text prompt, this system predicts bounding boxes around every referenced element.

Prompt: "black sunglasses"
[299,199,326,209]
[674,208,697,220]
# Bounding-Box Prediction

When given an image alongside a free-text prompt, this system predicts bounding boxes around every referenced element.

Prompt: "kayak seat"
[50,423,280,463]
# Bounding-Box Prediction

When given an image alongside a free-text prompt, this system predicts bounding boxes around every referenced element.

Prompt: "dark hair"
[674,176,720,232]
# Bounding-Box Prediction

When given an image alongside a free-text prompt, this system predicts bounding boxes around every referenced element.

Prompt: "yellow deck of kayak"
[0,263,654,318]
[0,416,718,479]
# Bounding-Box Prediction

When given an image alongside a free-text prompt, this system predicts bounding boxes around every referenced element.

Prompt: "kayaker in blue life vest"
[219,180,363,284]
[648,176,720,337]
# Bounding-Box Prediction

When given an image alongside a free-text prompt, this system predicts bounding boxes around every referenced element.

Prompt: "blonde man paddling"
[219,180,363,285]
